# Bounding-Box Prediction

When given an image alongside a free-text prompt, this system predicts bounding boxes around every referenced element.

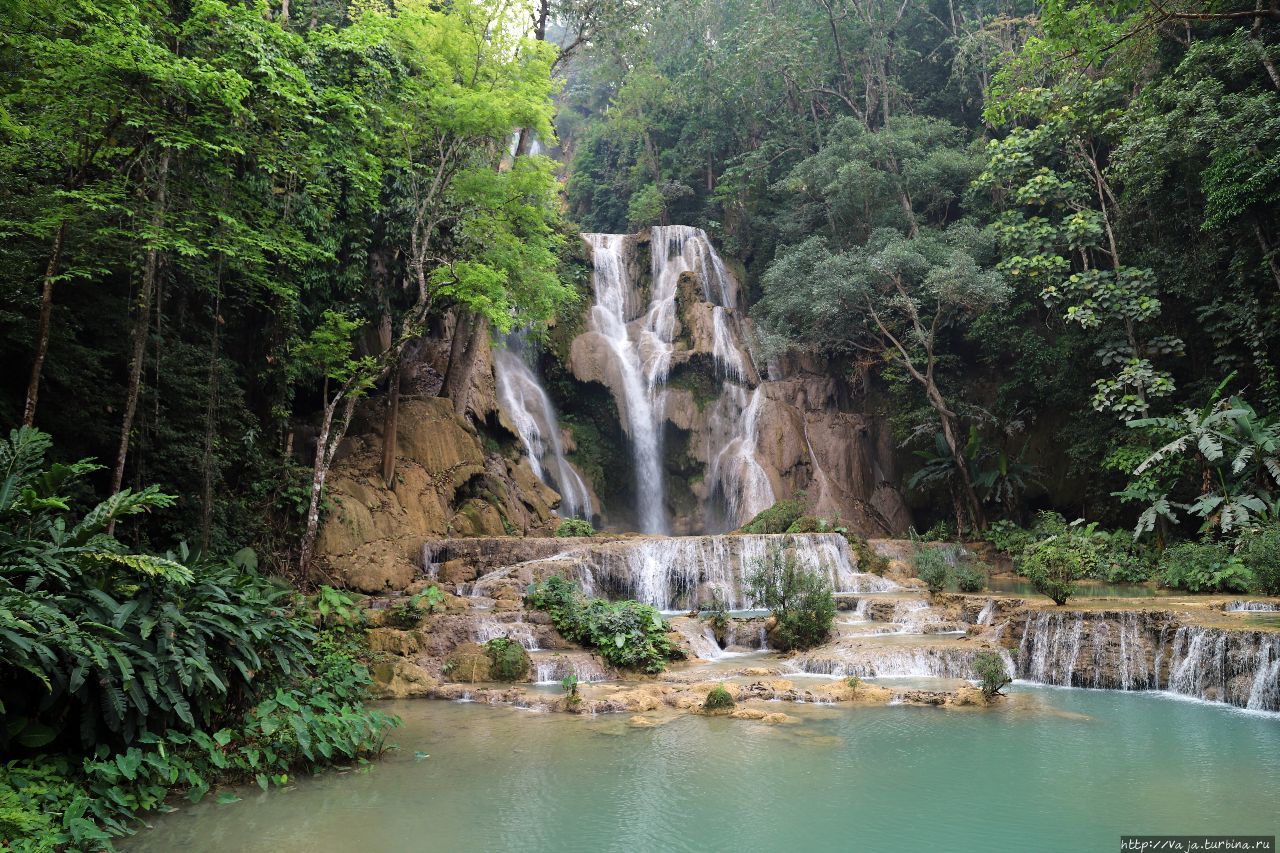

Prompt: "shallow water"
[985,575,1161,598]
[127,687,1279,852]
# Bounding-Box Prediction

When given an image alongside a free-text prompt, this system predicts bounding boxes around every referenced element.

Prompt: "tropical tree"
[1126,394,1280,537]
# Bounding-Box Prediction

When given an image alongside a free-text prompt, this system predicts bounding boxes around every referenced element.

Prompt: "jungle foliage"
[525,575,684,672]
[559,0,1280,550]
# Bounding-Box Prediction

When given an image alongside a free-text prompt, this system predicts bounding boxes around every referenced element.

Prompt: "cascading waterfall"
[562,532,896,611]
[792,644,1015,680]
[582,227,774,532]
[705,384,775,528]
[584,234,668,533]
[493,332,592,520]
[1015,610,1280,711]
[1225,600,1280,612]
[472,617,541,651]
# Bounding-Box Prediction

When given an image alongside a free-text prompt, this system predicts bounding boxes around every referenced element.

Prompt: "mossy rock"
[442,642,492,683]
[484,637,533,681]
[703,684,736,713]
[784,515,824,534]
[740,499,805,534]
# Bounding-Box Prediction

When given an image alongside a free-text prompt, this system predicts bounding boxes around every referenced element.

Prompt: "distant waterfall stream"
[493,331,592,520]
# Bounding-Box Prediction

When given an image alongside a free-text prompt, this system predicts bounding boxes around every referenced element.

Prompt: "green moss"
[740,498,805,534]
[667,363,720,412]
[847,534,890,576]
[484,637,532,681]
[704,685,736,711]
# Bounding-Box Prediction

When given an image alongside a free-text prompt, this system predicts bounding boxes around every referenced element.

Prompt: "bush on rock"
[746,549,835,651]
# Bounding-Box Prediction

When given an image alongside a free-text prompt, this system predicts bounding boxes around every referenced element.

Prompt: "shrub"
[704,685,736,711]
[848,534,890,575]
[984,519,1036,556]
[704,591,730,644]
[484,637,531,681]
[973,650,1012,698]
[555,518,596,537]
[739,498,805,534]
[785,514,851,535]
[913,545,950,594]
[1242,523,1280,596]
[1093,531,1157,583]
[561,673,580,702]
[1,631,396,849]
[922,519,953,541]
[383,586,445,629]
[525,576,684,673]
[0,428,397,847]
[746,549,836,651]
[954,562,986,593]
[526,574,582,622]
[1019,535,1099,605]
[1158,541,1254,593]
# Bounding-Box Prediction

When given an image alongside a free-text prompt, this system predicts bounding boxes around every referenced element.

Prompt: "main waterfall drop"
[584,233,670,533]
[581,226,775,532]
[493,333,593,520]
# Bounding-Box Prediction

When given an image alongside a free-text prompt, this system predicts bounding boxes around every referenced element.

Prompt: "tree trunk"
[298,395,343,575]
[440,310,474,400]
[382,355,401,487]
[932,388,987,532]
[22,221,68,426]
[444,316,488,419]
[1253,221,1280,293]
[108,149,170,532]
[199,280,223,551]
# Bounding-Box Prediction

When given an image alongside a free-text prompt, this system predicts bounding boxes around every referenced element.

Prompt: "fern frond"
[82,551,194,585]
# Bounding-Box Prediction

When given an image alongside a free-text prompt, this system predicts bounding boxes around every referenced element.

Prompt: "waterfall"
[493,332,592,520]
[530,653,609,685]
[584,234,668,533]
[472,617,541,651]
[706,385,776,528]
[975,599,997,626]
[1015,610,1280,711]
[582,227,774,532]
[1225,600,1280,612]
[559,532,896,611]
[792,644,1014,680]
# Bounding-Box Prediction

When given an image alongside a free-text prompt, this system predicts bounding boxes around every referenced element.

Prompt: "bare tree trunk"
[443,316,488,418]
[298,390,359,576]
[440,310,474,400]
[108,149,170,532]
[199,279,223,551]
[934,401,986,532]
[22,221,67,426]
[382,355,401,486]
[1253,221,1280,293]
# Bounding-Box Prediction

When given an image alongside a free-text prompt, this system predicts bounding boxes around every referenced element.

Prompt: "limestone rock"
[369,659,438,699]
[367,627,425,657]
[442,642,492,683]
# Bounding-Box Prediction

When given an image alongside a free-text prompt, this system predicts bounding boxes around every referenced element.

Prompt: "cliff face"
[314,395,561,593]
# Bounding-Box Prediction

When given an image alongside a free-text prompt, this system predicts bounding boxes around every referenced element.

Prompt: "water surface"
[127,688,1280,852]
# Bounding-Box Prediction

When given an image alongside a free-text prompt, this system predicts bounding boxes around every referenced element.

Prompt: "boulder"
[369,659,438,699]
[442,642,493,683]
